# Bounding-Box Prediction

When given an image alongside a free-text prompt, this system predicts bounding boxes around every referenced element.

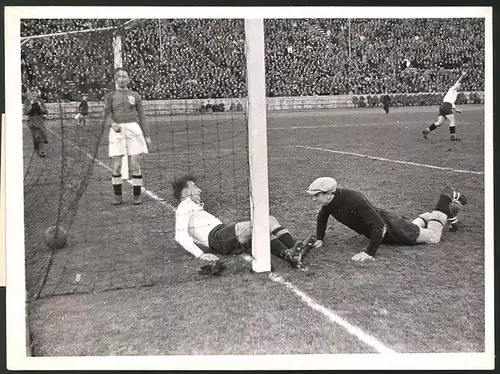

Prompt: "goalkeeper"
[173,175,310,272]
[104,68,151,206]
[306,177,467,262]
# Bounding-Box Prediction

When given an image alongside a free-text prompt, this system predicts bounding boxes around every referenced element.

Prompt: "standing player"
[23,88,49,157]
[104,68,151,205]
[381,93,391,114]
[306,177,467,262]
[74,94,89,125]
[173,175,308,271]
[422,71,467,141]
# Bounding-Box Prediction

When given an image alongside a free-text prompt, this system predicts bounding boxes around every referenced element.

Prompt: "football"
[43,225,67,250]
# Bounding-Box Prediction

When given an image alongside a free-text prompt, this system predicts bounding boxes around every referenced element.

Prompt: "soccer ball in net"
[43,226,67,250]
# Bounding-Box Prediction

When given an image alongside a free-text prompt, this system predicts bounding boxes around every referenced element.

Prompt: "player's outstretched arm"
[315,206,330,247]
[351,202,386,261]
[174,212,205,259]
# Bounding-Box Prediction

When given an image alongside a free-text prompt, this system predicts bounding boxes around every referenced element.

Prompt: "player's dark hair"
[172,174,197,202]
[114,67,129,77]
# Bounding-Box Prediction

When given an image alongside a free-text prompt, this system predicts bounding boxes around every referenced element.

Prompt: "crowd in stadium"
[21,18,485,103]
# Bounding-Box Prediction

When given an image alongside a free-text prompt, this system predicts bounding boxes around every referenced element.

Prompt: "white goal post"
[245,19,271,273]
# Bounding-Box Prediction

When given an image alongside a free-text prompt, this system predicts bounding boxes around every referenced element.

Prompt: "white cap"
[307,177,337,195]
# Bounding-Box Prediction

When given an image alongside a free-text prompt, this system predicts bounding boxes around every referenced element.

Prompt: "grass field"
[24,104,486,357]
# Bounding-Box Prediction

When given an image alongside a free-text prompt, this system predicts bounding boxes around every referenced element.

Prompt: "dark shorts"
[208,223,243,255]
[378,209,420,246]
[439,102,453,117]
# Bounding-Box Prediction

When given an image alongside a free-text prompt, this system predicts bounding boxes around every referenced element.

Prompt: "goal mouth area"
[21,18,272,305]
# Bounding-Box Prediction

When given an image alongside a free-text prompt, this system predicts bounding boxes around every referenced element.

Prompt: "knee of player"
[235,221,252,242]
[268,215,279,227]
[131,164,142,174]
[428,233,441,244]
[112,162,122,174]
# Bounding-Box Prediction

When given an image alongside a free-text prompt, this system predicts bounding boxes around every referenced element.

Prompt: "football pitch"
[25,104,485,356]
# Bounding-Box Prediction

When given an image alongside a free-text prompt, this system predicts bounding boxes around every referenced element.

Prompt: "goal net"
[21,18,268,301]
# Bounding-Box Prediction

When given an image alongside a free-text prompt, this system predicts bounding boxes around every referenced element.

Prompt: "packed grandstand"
[21,18,484,104]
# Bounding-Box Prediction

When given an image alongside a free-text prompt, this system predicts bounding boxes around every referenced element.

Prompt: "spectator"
[21,18,484,102]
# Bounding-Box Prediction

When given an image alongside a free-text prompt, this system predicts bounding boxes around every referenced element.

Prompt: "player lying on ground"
[306,177,467,262]
[423,71,467,142]
[173,175,312,272]
[104,67,151,206]
[23,87,49,158]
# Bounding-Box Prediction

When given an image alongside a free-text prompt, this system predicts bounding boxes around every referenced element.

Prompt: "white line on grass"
[45,125,176,212]
[46,124,396,354]
[269,273,397,354]
[269,121,477,131]
[270,123,377,131]
[297,145,484,175]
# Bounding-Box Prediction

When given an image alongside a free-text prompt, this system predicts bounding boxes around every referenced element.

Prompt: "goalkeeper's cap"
[307,177,337,195]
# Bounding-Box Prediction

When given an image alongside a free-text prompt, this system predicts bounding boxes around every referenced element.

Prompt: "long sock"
[112,174,122,196]
[449,126,456,134]
[448,202,460,226]
[132,174,143,196]
[429,123,437,132]
[271,227,295,248]
[435,195,452,215]
[270,236,294,264]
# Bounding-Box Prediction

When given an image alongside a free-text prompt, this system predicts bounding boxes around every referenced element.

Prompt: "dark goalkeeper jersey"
[316,188,418,256]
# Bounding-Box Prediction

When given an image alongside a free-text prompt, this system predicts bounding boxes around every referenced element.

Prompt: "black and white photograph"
[4,6,494,370]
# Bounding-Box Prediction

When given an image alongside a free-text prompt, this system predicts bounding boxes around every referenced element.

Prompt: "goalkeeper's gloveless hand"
[199,253,219,262]
[198,259,226,276]
[351,251,374,262]
[313,240,323,248]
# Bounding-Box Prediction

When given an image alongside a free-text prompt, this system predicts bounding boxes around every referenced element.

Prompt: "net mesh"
[21,19,250,300]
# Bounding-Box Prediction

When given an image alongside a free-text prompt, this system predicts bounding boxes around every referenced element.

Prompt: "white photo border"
[5,6,494,370]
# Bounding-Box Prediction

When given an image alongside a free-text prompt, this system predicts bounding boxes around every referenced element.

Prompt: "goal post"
[245,19,271,273]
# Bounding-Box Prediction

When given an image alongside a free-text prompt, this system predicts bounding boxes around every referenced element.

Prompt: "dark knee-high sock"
[271,227,295,248]
[132,174,143,196]
[112,174,122,196]
[429,123,437,132]
[435,195,451,214]
[270,236,292,262]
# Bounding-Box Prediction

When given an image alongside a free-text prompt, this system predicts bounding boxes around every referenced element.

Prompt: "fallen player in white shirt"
[173,175,309,273]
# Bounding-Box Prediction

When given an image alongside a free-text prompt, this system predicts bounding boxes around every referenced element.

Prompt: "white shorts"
[108,122,149,157]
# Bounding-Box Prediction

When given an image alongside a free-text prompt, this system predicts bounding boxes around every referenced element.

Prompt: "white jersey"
[174,197,222,258]
[443,81,460,106]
